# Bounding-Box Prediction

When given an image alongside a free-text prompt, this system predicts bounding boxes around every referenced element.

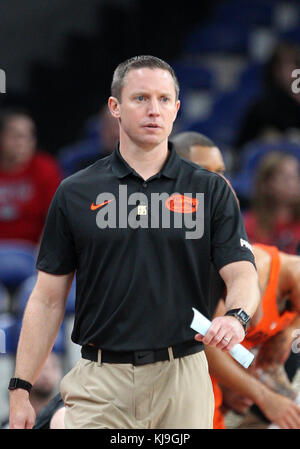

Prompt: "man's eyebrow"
[130,90,173,96]
[129,91,148,98]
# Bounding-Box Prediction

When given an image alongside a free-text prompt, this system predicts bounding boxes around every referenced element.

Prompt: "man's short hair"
[171,131,215,158]
[111,55,180,102]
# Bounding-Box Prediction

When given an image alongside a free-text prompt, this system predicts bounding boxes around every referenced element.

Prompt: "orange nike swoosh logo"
[165,194,199,213]
[90,199,114,211]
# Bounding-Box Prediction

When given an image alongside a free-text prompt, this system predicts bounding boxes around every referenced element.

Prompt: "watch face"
[238,310,249,322]
[236,310,250,326]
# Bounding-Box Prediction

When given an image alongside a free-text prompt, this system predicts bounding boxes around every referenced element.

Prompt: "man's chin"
[136,135,167,150]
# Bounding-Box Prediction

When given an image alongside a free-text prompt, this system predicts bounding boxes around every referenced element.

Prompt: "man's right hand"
[259,389,300,429]
[9,389,36,429]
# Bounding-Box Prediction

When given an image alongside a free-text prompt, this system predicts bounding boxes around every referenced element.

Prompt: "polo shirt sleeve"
[36,183,77,274]
[210,177,256,272]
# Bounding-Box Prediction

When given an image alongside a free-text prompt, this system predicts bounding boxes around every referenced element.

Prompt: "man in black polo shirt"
[9,55,260,429]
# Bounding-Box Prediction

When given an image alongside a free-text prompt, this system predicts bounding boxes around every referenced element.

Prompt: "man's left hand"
[194,315,245,351]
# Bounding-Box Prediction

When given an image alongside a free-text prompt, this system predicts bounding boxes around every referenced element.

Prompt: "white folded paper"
[190,307,255,369]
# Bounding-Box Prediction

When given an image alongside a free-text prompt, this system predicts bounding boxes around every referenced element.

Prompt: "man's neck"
[119,139,170,181]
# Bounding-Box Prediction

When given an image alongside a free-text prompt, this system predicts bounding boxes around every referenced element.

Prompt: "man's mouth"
[143,124,160,129]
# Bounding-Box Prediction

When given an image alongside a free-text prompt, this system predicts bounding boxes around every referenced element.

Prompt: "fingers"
[281,411,300,429]
[195,332,234,350]
[284,405,300,429]
[194,316,245,351]
[271,399,300,429]
[9,392,36,429]
[10,414,35,429]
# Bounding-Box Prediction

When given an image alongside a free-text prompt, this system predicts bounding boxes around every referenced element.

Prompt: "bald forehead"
[123,67,177,98]
[189,145,225,173]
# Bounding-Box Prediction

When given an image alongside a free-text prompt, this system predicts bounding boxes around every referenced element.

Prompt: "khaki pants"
[60,349,214,429]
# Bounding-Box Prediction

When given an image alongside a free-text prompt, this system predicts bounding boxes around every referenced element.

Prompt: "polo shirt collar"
[110,142,181,180]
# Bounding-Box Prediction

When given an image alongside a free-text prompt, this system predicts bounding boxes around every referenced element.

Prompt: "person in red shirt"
[243,151,300,254]
[0,110,62,244]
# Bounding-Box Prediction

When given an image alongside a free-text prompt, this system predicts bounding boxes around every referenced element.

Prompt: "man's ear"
[108,96,121,119]
[173,99,180,122]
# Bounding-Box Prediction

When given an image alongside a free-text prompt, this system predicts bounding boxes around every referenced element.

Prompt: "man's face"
[266,157,300,205]
[188,145,225,175]
[187,143,240,206]
[0,116,36,165]
[109,68,180,150]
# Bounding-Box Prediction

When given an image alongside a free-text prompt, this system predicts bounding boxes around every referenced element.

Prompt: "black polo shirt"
[36,143,255,351]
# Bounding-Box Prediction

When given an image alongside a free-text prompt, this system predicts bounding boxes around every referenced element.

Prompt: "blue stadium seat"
[65,277,76,315]
[58,139,102,178]
[171,61,215,90]
[0,241,37,290]
[15,274,76,316]
[14,274,67,354]
[280,26,300,46]
[239,140,300,172]
[0,282,9,314]
[13,315,66,354]
[187,83,261,145]
[14,274,37,317]
[184,23,250,55]
[211,0,274,27]
[230,140,300,198]
[82,114,100,141]
[52,323,66,354]
[0,313,18,354]
[237,62,264,92]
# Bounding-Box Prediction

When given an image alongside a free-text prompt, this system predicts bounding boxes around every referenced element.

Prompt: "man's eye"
[137,96,145,101]
[161,97,169,102]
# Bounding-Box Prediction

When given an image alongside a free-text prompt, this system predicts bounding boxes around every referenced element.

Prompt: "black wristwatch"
[225,308,251,332]
[8,377,32,393]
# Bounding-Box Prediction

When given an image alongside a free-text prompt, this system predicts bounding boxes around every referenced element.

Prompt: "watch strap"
[8,377,32,393]
[225,308,250,332]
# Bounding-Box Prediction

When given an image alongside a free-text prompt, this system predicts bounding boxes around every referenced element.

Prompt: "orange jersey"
[243,243,297,350]
[212,243,297,428]
[211,374,225,429]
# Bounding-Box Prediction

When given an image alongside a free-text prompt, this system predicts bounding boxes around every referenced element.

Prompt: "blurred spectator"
[171,131,226,175]
[1,352,64,429]
[236,42,300,148]
[0,109,62,244]
[58,104,119,177]
[33,392,65,429]
[29,352,63,417]
[243,151,300,254]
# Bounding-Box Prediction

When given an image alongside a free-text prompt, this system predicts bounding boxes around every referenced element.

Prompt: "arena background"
[0,0,300,427]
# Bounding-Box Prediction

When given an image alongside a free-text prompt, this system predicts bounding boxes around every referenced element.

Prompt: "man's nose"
[147,99,160,115]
